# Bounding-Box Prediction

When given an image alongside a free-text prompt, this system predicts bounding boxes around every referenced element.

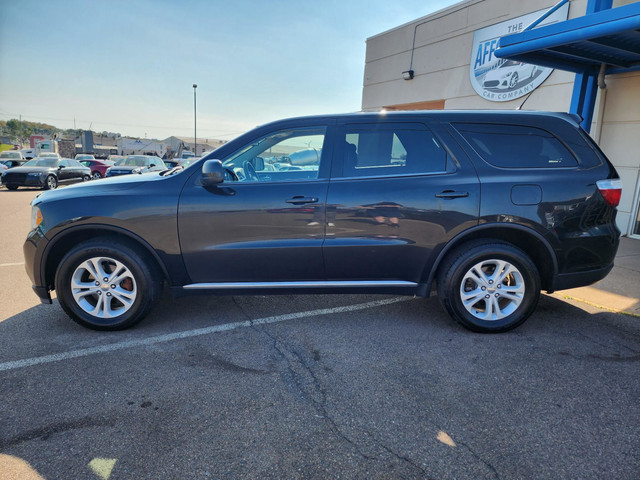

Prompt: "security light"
[402,70,414,80]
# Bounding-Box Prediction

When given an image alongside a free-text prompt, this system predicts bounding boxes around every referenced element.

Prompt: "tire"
[83,174,91,182]
[92,171,102,180]
[6,185,18,191]
[45,175,57,190]
[55,239,162,330]
[437,240,540,333]
[509,72,519,88]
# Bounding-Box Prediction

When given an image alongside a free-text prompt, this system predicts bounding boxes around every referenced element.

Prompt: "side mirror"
[202,159,224,187]
[254,156,265,171]
[58,165,66,169]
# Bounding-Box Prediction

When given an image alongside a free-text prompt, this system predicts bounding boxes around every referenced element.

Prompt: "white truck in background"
[21,137,58,159]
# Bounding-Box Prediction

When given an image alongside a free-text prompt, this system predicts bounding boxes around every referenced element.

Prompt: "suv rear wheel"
[55,239,162,330]
[437,240,540,333]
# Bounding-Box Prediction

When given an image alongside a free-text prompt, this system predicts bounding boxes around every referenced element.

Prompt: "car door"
[323,118,480,283]
[178,122,334,284]
[56,159,74,183]
[68,159,86,181]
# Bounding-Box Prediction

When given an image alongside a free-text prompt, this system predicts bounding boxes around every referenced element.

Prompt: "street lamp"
[193,84,198,156]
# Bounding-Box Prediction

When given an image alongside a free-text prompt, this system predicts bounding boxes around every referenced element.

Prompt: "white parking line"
[0,262,25,267]
[0,297,412,372]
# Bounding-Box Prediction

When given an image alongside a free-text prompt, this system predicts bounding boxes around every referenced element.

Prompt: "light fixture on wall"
[402,70,414,80]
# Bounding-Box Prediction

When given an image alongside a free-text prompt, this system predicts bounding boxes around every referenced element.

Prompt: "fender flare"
[41,224,172,288]
[419,223,558,296]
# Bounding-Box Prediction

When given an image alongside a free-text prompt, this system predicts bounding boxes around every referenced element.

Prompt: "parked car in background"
[164,158,185,168]
[20,148,36,159]
[105,155,167,177]
[79,159,115,179]
[107,155,126,164]
[23,111,621,333]
[75,154,96,161]
[2,157,91,190]
[0,150,26,168]
[38,152,62,161]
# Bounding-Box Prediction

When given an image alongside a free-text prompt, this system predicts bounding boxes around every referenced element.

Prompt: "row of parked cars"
[1,152,177,190]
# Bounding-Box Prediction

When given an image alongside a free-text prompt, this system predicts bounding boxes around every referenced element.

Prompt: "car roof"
[258,110,582,127]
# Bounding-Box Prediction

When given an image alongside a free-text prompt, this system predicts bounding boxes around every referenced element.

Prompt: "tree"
[6,119,35,145]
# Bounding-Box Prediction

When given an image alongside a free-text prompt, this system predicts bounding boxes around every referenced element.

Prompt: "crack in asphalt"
[455,439,501,480]
[0,416,117,449]
[230,296,432,477]
[574,329,640,356]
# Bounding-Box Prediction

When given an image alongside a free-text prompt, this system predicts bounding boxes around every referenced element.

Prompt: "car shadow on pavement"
[0,292,638,355]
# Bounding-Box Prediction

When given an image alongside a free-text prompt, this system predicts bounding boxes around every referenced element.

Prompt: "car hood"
[32,171,168,205]
[3,166,53,174]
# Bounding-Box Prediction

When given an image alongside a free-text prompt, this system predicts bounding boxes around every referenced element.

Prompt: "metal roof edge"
[498,2,640,49]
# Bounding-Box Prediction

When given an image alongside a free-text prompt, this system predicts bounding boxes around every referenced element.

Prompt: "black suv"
[24,111,621,332]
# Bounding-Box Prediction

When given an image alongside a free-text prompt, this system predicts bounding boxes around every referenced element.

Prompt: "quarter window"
[454,123,577,168]
[341,123,448,177]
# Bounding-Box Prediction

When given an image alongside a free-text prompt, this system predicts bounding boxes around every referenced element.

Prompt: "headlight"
[31,205,43,230]
[28,172,41,177]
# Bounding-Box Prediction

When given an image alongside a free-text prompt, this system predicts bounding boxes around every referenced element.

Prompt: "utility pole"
[193,84,198,156]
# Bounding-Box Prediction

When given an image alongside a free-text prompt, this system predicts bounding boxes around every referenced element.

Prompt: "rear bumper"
[550,263,614,292]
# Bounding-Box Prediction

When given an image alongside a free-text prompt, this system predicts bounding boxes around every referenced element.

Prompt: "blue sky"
[0,0,457,140]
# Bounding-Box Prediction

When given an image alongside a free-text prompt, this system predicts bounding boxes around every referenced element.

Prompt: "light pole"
[193,84,198,156]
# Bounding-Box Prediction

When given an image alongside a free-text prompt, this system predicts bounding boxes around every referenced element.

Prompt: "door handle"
[286,196,319,205]
[435,190,469,199]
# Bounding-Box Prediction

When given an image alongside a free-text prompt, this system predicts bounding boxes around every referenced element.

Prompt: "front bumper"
[2,176,46,187]
[23,228,52,304]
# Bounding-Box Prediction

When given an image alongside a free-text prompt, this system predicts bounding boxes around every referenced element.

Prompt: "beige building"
[362,0,640,239]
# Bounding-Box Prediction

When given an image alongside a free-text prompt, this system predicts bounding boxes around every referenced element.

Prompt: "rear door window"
[453,123,577,168]
[339,123,449,178]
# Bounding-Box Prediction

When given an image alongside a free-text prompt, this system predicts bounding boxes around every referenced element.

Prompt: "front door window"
[222,127,326,182]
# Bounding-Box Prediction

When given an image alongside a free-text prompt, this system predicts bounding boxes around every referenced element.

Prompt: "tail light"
[596,179,622,207]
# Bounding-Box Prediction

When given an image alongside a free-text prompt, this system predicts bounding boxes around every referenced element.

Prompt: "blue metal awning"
[495,2,640,75]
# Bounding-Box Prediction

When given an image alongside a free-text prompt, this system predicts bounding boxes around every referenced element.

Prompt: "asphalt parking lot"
[1,187,639,479]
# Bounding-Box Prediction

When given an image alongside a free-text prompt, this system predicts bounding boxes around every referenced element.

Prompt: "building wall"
[594,70,640,235]
[362,0,640,237]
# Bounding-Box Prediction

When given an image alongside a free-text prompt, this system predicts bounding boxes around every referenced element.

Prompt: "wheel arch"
[43,225,170,291]
[422,223,558,295]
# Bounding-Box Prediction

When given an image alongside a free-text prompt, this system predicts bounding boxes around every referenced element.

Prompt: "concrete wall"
[361,0,640,237]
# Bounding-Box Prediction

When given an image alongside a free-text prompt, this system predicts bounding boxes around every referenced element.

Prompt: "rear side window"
[454,123,577,168]
[341,123,448,177]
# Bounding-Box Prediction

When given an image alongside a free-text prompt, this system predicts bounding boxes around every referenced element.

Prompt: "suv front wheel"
[55,239,162,330]
[437,240,540,333]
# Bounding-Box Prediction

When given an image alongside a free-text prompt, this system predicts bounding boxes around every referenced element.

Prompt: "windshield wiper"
[160,166,184,176]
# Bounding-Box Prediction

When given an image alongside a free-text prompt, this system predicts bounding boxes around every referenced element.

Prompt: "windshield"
[39,153,59,158]
[115,156,150,167]
[76,155,94,160]
[24,158,57,167]
[0,152,20,159]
